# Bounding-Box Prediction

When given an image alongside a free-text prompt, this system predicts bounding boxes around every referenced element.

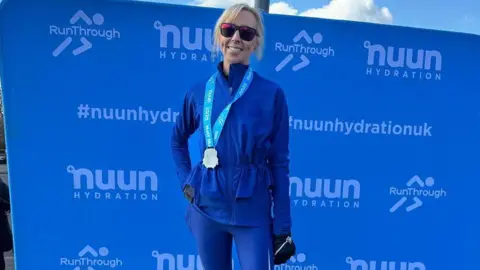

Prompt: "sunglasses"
[220,23,258,42]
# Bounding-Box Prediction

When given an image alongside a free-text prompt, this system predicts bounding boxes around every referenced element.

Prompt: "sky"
[142,0,479,35]
[0,0,477,34]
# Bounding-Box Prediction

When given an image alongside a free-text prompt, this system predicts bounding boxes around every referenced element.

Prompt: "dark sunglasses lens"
[220,24,256,41]
[239,27,256,41]
[220,24,235,37]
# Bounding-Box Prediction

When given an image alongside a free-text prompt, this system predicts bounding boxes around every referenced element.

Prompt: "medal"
[202,68,254,170]
[203,148,219,169]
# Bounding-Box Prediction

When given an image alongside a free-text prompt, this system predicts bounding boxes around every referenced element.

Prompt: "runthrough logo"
[289,176,360,209]
[346,257,426,270]
[151,251,235,270]
[60,245,123,270]
[275,30,335,72]
[389,175,446,213]
[275,253,318,270]
[67,165,159,201]
[50,10,120,57]
[363,41,442,81]
[153,21,221,62]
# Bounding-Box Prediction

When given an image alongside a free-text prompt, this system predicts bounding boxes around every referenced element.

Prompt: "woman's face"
[219,10,258,65]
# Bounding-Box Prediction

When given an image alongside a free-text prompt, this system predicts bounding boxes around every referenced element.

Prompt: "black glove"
[273,234,296,265]
[183,184,194,203]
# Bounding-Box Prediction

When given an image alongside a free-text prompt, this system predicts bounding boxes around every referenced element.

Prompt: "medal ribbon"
[203,67,254,148]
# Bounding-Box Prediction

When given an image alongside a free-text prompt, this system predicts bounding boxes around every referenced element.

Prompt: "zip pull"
[274,236,292,256]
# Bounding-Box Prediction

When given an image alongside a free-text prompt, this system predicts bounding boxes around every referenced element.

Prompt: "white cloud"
[189,0,393,24]
[189,0,254,8]
[298,0,393,24]
[269,2,298,15]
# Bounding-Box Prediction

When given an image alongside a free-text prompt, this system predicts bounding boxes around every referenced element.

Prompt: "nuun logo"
[274,253,318,270]
[50,10,120,57]
[364,41,442,81]
[153,21,221,62]
[60,245,123,270]
[389,175,446,213]
[151,251,235,270]
[346,257,426,270]
[275,30,335,72]
[289,176,360,209]
[67,165,158,201]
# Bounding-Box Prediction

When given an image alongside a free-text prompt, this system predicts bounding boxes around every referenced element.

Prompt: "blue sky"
[0,0,477,35]
[371,0,478,34]
[144,0,480,35]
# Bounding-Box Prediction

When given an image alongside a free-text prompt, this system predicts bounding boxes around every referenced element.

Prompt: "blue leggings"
[186,205,273,270]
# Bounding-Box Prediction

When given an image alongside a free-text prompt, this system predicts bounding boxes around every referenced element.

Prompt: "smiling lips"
[227,45,243,52]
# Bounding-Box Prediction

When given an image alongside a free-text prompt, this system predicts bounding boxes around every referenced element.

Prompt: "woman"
[0,179,12,270]
[171,3,296,269]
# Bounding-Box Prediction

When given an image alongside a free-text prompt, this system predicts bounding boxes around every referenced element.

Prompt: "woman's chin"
[225,56,246,64]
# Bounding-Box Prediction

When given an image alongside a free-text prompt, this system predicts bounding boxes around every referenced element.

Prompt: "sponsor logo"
[346,257,426,270]
[364,41,442,81]
[152,251,234,270]
[153,21,222,62]
[290,176,360,209]
[67,165,158,201]
[60,245,123,269]
[50,10,120,56]
[275,253,318,270]
[275,30,335,72]
[389,175,446,213]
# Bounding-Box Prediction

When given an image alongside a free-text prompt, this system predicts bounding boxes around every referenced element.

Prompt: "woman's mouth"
[227,45,243,53]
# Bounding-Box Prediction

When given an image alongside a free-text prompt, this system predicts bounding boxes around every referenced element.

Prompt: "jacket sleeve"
[171,90,200,191]
[267,88,292,236]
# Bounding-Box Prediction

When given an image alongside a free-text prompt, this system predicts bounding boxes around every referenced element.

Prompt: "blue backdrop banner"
[0,0,479,269]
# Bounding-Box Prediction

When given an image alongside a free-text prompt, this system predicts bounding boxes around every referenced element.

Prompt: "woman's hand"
[273,234,296,265]
[183,185,195,203]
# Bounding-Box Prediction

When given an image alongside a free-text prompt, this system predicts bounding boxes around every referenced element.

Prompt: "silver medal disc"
[203,148,219,169]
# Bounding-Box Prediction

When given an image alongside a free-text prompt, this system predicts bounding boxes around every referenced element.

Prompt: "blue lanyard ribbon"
[203,67,254,148]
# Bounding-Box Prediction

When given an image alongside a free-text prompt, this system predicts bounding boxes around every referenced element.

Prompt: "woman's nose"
[231,30,241,41]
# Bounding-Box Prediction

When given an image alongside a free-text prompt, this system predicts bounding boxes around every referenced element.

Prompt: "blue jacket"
[171,62,291,235]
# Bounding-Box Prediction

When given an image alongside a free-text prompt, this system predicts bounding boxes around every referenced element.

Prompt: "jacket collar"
[216,61,250,94]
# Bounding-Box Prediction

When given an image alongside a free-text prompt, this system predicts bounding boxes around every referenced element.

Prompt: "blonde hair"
[211,3,265,61]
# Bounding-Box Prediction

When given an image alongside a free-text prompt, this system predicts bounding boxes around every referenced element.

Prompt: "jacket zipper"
[227,86,235,224]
